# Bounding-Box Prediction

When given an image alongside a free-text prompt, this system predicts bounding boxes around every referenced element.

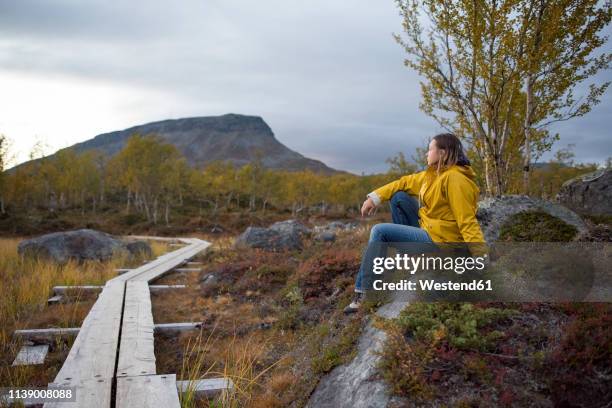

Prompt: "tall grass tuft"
[178,324,282,408]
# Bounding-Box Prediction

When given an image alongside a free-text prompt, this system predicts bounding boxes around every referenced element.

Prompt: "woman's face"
[427,139,444,166]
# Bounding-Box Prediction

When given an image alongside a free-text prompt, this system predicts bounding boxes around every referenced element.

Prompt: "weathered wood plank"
[115,239,210,283]
[47,295,65,305]
[176,377,234,398]
[13,327,80,340]
[173,268,202,273]
[47,280,125,408]
[117,281,156,378]
[44,378,111,408]
[109,241,200,283]
[14,321,203,340]
[53,286,104,295]
[12,344,49,366]
[154,322,203,333]
[116,374,181,408]
[149,284,187,292]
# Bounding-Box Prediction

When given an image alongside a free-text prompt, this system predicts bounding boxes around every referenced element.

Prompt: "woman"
[344,133,486,313]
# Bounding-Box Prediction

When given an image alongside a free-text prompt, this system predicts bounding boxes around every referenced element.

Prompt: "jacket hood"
[451,164,477,181]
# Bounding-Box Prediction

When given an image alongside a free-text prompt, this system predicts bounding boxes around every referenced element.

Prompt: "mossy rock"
[499,210,578,242]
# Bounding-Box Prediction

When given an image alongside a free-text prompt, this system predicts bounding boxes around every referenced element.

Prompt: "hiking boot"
[343,291,365,314]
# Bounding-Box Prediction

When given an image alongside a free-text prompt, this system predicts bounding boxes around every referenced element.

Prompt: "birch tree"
[395,0,610,196]
[519,0,611,191]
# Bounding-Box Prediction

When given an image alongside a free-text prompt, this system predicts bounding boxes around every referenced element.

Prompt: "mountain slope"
[20,114,342,174]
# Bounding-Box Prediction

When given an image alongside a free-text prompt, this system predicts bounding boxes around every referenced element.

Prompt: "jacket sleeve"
[445,172,487,249]
[368,171,426,205]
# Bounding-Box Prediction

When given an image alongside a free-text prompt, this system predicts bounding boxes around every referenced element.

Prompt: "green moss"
[582,213,612,227]
[378,302,518,400]
[395,302,516,352]
[499,210,578,242]
[275,283,304,329]
[310,318,362,374]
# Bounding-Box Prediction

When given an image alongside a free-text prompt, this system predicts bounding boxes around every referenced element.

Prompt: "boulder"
[269,219,312,236]
[555,168,612,216]
[125,241,153,258]
[234,220,309,251]
[476,195,588,243]
[313,220,359,234]
[18,229,151,264]
[199,273,218,286]
[315,231,336,242]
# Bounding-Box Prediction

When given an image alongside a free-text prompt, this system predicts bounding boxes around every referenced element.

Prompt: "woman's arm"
[367,171,427,206]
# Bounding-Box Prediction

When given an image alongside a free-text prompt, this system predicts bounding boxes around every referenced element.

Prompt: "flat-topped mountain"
[20,114,342,174]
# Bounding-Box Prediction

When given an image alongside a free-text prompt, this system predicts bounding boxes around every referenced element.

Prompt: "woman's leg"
[355,223,435,292]
[390,191,420,227]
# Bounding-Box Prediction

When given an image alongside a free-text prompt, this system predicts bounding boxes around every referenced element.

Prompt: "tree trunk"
[523,75,534,194]
[164,198,170,226]
[153,196,158,225]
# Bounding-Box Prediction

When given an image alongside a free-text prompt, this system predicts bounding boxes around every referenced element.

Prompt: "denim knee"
[390,191,419,208]
[369,224,385,242]
[390,191,411,206]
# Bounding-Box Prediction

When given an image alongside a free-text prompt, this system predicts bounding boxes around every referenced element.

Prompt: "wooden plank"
[173,268,202,273]
[115,239,210,283]
[12,344,49,366]
[176,378,234,397]
[47,295,65,305]
[14,321,202,340]
[13,327,80,340]
[44,378,111,408]
[48,280,125,407]
[116,374,181,408]
[108,241,199,283]
[149,285,187,292]
[154,322,202,333]
[53,286,104,295]
[117,282,156,378]
[122,235,192,244]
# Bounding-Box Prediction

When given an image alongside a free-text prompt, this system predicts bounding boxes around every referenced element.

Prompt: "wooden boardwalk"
[38,237,214,408]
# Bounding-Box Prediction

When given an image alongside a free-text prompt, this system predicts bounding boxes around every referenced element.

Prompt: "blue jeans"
[355,191,436,292]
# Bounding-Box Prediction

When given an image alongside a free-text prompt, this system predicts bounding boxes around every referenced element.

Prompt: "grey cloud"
[0,0,610,173]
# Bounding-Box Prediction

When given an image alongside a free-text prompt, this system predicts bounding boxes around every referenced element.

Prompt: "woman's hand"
[361,197,376,217]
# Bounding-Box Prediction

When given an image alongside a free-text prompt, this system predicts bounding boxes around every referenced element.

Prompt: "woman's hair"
[429,133,471,174]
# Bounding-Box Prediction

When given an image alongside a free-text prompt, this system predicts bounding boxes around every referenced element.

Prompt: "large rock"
[306,298,410,408]
[313,220,359,234]
[269,219,312,237]
[18,229,151,264]
[555,168,612,216]
[234,219,311,251]
[476,195,588,243]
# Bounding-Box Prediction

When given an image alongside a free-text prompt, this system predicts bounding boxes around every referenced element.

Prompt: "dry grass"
[151,225,373,407]
[176,326,283,408]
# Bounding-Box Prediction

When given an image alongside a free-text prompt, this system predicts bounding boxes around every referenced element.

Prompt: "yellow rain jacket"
[370,164,487,252]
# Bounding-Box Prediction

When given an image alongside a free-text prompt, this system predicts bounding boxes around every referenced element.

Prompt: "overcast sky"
[1,0,610,174]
